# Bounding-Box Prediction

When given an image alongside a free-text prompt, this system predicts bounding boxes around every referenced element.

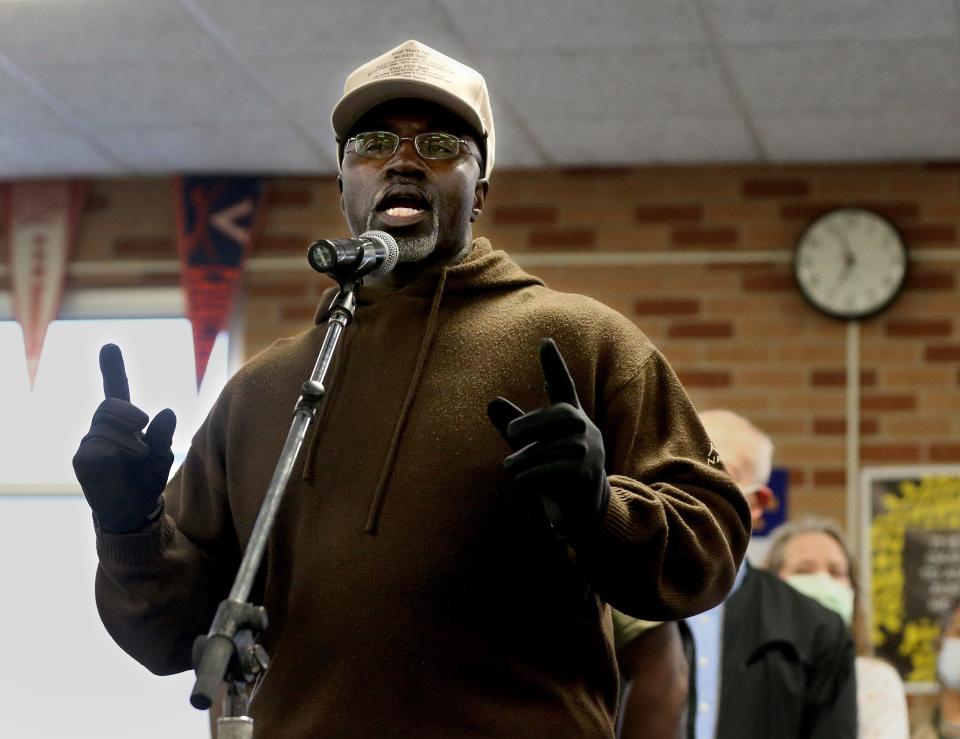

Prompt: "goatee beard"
[367,210,440,264]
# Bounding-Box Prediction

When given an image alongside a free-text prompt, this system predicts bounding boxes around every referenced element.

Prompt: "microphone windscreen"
[361,230,399,276]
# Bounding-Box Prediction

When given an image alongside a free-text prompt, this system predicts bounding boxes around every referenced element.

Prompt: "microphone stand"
[190,248,385,738]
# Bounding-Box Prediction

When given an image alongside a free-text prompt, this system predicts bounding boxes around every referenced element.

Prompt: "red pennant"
[175,177,266,389]
[4,180,87,388]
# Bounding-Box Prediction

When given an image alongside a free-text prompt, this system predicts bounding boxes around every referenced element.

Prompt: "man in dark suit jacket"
[683,410,857,739]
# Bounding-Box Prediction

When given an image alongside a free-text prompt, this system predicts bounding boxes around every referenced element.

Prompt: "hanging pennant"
[175,176,266,389]
[4,180,87,388]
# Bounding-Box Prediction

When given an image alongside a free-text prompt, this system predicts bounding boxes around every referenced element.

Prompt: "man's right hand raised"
[72,344,177,535]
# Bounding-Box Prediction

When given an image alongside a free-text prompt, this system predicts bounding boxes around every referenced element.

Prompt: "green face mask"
[784,573,854,626]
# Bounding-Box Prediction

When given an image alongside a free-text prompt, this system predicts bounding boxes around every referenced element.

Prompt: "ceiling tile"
[191,0,455,60]
[486,46,737,120]
[436,0,708,48]
[100,123,333,174]
[24,61,283,127]
[759,110,960,161]
[728,41,960,114]
[532,114,758,166]
[0,130,124,177]
[701,0,958,43]
[0,73,61,130]
[0,0,220,67]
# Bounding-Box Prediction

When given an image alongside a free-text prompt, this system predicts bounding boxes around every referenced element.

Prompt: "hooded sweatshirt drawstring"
[364,268,447,534]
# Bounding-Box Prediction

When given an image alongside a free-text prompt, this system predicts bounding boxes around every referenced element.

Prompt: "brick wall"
[7,163,957,530]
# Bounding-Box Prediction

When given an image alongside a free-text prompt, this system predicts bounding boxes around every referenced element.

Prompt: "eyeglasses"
[345,131,477,162]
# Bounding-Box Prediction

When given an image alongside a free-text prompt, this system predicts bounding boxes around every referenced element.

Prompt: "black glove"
[487,338,611,542]
[72,344,177,535]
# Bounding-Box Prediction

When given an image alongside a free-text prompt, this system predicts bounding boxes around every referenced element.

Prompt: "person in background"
[71,40,750,738]
[766,516,910,739]
[915,597,960,739]
[688,409,857,738]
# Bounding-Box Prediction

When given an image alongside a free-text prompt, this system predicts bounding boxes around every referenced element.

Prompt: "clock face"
[793,208,908,320]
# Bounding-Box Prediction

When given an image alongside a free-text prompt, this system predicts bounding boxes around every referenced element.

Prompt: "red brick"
[267,187,312,206]
[861,394,918,411]
[811,369,877,387]
[782,202,920,221]
[743,179,811,198]
[676,370,731,388]
[813,469,847,486]
[741,272,796,291]
[635,204,703,223]
[493,206,557,226]
[931,444,960,462]
[113,237,174,257]
[529,228,596,249]
[899,224,957,245]
[84,191,110,212]
[886,319,953,337]
[633,299,700,316]
[259,235,312,253]
[667,322,734,339]
[922,161,960,171]
[671,227,739,247]
[66,273,179,289]
[927,345,960,362]
[813,419,846,435]
[906,272,955,290]
[558,166,633,178]
[812,418,880,435]
[861,444,922,463]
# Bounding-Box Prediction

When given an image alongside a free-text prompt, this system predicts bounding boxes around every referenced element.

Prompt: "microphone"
[307,230,399,278]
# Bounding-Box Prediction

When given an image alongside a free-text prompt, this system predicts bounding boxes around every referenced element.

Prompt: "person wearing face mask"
[928,598,960,738]
[766,517,910,739]
[681,410,858,739]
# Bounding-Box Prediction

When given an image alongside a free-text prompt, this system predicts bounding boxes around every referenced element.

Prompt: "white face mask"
[784,572,854,626]
[939,638,960,690]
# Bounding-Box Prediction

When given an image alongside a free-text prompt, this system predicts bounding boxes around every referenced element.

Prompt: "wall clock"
[793,207,908,320]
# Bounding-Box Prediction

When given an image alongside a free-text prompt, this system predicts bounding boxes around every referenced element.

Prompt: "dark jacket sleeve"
[580,348,751,621]
[93,393,240,675]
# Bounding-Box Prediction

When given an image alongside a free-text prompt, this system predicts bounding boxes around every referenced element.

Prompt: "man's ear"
[471,178,489,223]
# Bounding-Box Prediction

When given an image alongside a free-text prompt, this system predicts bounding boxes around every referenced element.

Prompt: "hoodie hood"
[313,238,543,322]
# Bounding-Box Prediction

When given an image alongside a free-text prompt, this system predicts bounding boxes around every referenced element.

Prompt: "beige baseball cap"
[332,39,495,178]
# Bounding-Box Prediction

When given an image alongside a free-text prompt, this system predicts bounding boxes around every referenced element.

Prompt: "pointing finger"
[99,343,130,402]
[539,338,579,408]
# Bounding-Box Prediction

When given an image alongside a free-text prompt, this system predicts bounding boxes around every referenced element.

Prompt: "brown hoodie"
[94,238,749,738]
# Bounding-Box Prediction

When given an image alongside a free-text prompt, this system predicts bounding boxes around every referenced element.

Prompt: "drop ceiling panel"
[534,114,758,165]
[0,0,221,67]
[487,46,737,120]
[24,62,283,127]
[0,74,62,131]
[436,0,708,48]
[700,0,958,43]
[100,122,332,174]
[0,130,123,177]
[191,0,454,60]
[0,1,956,177]
[760,110,960,161]
[729,41,960,115]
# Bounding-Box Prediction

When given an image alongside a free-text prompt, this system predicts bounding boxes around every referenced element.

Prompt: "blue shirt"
[687,561,748,739]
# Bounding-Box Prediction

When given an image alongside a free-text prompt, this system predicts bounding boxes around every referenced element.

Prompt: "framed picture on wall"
[861,465,960,693]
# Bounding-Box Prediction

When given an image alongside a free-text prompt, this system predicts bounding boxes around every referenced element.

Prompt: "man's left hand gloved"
[487,338,611,541]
